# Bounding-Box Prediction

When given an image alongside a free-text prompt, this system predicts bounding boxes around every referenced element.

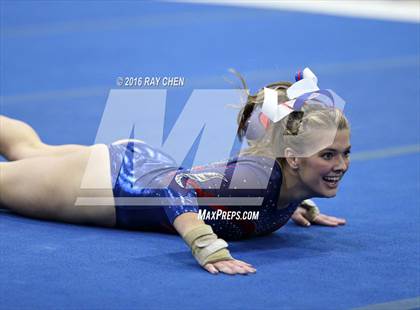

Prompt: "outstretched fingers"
[204,259,256,275]
[313,214,346,226]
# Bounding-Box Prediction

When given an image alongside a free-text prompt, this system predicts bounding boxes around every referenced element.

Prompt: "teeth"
[323,176,340,182]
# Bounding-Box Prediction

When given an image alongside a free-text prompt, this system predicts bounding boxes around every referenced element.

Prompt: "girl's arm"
[173,212,256,275]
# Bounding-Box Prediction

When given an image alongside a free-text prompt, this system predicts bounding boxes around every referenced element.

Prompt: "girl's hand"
[204,259,256,275]
[292,206,346,227]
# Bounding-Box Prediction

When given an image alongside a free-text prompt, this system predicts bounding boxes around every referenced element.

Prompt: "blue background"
[1,1,419,309]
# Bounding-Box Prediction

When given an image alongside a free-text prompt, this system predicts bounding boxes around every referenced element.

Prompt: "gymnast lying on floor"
[0,68,350,275]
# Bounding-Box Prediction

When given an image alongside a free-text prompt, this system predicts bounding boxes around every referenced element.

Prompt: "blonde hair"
[236,80,350,167]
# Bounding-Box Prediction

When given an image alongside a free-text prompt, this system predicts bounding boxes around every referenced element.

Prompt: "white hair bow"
[262,67,319,123]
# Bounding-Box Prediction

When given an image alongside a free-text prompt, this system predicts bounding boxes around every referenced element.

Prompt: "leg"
[0,144,115,227]
[0,115,87,160]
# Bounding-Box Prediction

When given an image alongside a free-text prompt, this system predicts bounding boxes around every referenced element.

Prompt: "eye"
[344,150,351,158]
[321,152,334,160]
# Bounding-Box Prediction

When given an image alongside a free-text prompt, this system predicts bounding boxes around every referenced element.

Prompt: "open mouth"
[322,175,341,188]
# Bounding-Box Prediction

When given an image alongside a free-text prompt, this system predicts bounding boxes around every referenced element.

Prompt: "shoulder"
[194,155,281,189]
[234,155,282,190]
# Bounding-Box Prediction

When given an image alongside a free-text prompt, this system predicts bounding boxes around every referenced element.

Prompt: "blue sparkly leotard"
[108,140,299,240]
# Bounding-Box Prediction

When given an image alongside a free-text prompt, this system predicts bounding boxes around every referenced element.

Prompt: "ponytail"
[237,95,258,140]
[233,71,292,141]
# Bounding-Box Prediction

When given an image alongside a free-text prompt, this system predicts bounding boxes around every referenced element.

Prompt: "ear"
[284,147,300,170]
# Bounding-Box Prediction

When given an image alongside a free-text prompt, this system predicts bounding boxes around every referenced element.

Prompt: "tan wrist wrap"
[182,224,233,266]
[300,199,320,222]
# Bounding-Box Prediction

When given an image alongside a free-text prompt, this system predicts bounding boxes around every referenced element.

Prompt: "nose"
[334,154,349,172]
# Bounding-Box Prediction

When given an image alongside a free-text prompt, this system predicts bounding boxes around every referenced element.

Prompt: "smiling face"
[296,129,351,198]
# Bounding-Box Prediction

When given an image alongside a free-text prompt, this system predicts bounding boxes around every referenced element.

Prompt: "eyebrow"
[322,146,352,152]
